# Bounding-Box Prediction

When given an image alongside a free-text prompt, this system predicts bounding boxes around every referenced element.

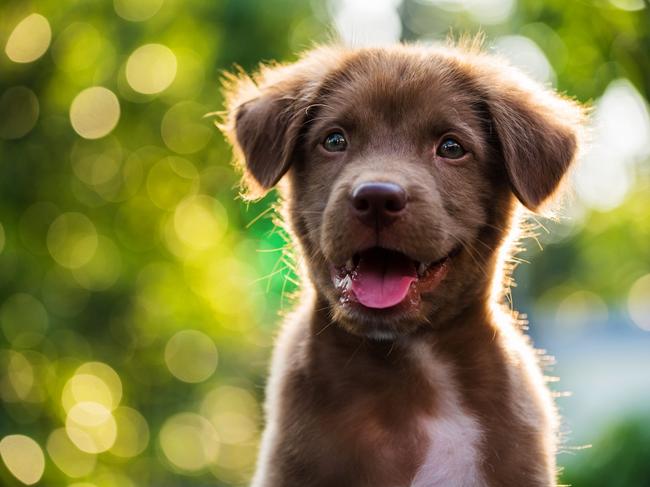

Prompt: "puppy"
[222,43,584,487]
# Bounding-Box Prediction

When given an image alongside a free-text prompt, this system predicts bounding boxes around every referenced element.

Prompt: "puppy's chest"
[331,344,485,487]
[407,343,485,487]
[409,408,484,487]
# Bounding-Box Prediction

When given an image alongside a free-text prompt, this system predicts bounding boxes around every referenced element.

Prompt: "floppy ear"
[480,64,586,211]
[221,48,342,198]
[232,91,300,191]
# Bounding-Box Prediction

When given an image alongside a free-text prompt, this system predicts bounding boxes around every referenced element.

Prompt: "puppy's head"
[223,45,584,339]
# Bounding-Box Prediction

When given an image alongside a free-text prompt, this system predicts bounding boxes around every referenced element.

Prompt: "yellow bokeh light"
[201,386,260,445]
[210,411,258,445]
[61,374,114,413]
[71,149,121,187]
[66,401,118,453]
[47,212,98,269]
[126,43,177,95]
[628,273,650,331]
[114,0,164,21]
[146,156,198,210]
[159,413,220,472]
[92,469,136,487]
[70,87,120,139]
[164,48,205,99]
[75,362,123,407]
[72,235,122,291]
[173,195,227,252]
[164,330,218,383]
[5,13,52,63]
[135,261,182,317]
[555,290,608,329]
[0,86,39,140]
[47,428,97,478]
[161,101,213,154]
[68,483,98,487]
[109,406,150,458]
[52,23,105,73]
[5,351,34,401]
[0,293,49,347]
[212,442,258,483]
[0,434,45,485]
[184,257,261,324]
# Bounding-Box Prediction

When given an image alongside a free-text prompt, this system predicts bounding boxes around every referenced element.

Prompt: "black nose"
[350,182,407,229]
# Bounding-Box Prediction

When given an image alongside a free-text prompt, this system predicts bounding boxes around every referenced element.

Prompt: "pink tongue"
[351,250,417,309]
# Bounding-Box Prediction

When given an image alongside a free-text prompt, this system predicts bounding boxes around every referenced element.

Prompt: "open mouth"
[330,246,459,310]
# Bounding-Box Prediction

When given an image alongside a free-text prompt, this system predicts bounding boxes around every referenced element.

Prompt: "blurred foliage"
[0,0,648,486]
[561,415,650,487]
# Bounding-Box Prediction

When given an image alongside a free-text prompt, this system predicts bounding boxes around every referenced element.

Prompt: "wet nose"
[350,182,407,229]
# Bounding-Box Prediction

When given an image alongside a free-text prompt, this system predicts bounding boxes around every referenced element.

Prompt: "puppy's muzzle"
[350,181,407,229]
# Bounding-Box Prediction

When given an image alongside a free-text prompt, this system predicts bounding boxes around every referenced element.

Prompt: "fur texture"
[221,43,585,487]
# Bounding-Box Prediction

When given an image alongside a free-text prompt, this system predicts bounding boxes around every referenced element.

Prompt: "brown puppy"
[222,43,584,487]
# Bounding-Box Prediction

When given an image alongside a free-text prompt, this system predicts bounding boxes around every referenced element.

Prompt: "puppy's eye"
[322,132,347,152]
[437,138,466,159]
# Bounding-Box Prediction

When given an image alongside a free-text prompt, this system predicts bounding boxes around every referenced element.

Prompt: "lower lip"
[330,258,451,311]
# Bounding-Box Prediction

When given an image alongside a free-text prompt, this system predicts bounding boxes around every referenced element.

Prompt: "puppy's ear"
[479,63,586,211]
[221,49,340,198]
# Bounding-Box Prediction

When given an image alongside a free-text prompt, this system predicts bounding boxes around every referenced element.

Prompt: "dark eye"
[322,132,347,152]
[436,138,466,159]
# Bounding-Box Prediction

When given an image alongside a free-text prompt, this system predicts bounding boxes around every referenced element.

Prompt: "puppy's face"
[224,46,583,338]
[292,59,501,337]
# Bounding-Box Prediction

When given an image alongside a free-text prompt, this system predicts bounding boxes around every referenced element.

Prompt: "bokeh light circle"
[159,412,219,471]
[47,212,98,269]
[46,428,96,478]
[628,274,650,331]
[126,44,177,95]
[161,101,213,154]
[200,386,260,445]
[110,407,150,457]
[61,360,124,415]
[5,14,52,63]
[70,87,121,139]
[494,35,556,84]
[173,195,227,251]
[65,401,118,453]
[75,362,123,407]
[0,434,45,485]
[146,156,198,210]
[52,23,105,73]
[114,0,164,21]
[164,330,218,383]
[3,351,35,401]
[0,87,39,140]
[72,235,122,291]
[62,374,113,412]
[555,290,608,329]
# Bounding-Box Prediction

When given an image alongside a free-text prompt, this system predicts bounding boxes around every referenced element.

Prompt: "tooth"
[418,262,428,276]
[345,258,354,272]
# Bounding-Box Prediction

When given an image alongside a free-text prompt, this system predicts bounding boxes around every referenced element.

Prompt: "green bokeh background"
[1,0,649,486]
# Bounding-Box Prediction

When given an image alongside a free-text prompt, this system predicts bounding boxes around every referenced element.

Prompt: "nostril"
[385,196,405,213]
[353,197,370,212]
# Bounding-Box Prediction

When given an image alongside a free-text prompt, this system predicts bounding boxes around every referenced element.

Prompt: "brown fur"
[221,43,585,487]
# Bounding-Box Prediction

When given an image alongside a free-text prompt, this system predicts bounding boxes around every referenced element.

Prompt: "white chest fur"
[409,342,485,487]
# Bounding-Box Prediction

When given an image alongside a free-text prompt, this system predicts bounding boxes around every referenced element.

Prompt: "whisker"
[246,205,275,229]
[344,339,365,368]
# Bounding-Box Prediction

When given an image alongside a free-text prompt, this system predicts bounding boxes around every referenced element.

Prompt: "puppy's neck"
[310,291,493,345]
